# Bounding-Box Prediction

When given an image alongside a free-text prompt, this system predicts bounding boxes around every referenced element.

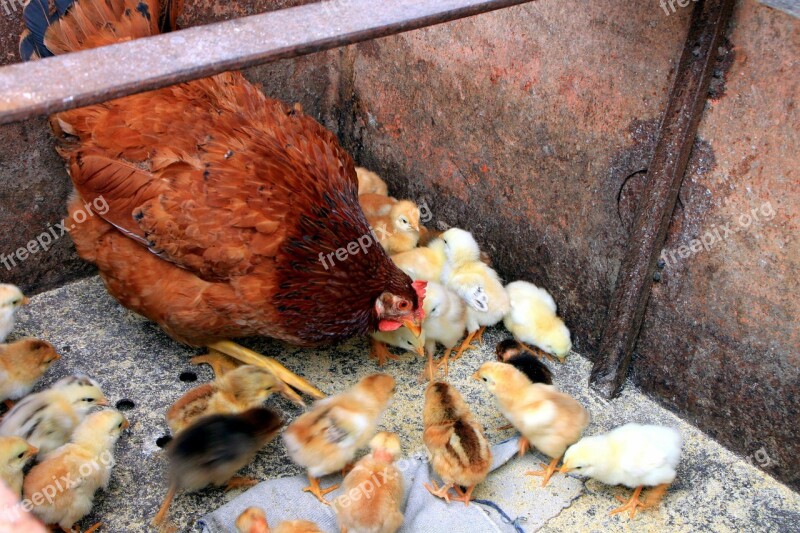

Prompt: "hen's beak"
[403,318,422,337]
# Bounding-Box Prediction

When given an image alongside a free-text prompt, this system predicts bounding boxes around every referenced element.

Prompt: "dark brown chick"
[495,339,553,385]
[422,381,491,506]
[152,407,283,531]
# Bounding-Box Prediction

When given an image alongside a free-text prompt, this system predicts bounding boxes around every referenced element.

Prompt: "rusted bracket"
[590,0,735,398]
[0,0,535,125]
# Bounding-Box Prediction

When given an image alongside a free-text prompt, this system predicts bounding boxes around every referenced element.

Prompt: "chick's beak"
[20,297,30,306]
[27,445,38,457]
[97,398,109,407]
[402,317,422,338]
[559,462,572,474]
[415,346,425,357]
[471,371,482,381]
[121,419,130,430]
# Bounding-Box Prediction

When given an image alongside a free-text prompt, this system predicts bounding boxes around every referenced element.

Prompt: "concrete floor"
[8,276,800,532]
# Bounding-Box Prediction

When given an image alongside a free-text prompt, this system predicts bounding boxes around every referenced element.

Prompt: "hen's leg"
[190,349,239,377]
[610,486,646,519]
[424,480,454,503]
[369,338,399,367]
[206,341,324,400]
[526,456,561,487]
[303,474,338,505]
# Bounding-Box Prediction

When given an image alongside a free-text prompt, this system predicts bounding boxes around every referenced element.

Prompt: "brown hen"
[20,0,425,398]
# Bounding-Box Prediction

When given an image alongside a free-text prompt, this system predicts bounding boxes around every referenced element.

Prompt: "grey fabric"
[200,436,524,533]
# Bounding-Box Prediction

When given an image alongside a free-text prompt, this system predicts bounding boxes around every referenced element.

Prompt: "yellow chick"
[440,229,509,359]
[283,374,396,504]
[236,507,323,533]
[359,193,396,219]
[0,436,37,497]
[356,167,389,196]
[473,362,588,486]
[504,281,571,361]
[561,423,682,519]
[0,375,108,455]
[0,339,60,404]
[368,201,421,255]
[369,327,425,368]
[24,409,128,532]
[0,284,29,343]
[166,364,295,434]
[333,431,404,533]
[392,238,446,282]
[423,381,491,506]
[420,282,466,378]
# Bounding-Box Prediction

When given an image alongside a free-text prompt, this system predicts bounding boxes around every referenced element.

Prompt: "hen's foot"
[190,349,239,378]
[526,456,561,487]
[207,340,323,402]
[424,480,454,503]
[610,486,646,519]
[452,485,476,506]
[303,475,338,505]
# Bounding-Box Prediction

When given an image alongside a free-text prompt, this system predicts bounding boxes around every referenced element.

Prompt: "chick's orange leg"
[642,483,671,509]
[525,456,562,487]
[424,480,454,503]
[453,331,480,362]
[473,326,486,346]
[517,437,530,457]
[610,486,646,519]
[369,339,399,367]
[452,484,476,506]
[434,348,454,377]
[83,522,102,533]
[206,341,324,400]
[303,475,338,505]
[226,476,260,491]
[517,340,559,363]
[190,349,239,377]
[151,484,177,530]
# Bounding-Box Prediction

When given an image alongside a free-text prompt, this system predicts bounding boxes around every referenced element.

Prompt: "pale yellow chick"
[368,201,421,255]
[24,409,128,532]
[0,284,29,343]
[504,281,571,361]
[370,327,425,367]
[440,229,509,359]
[333,431,404,533]
[423,381,491,506]
[0,338,60,403]
[473,362,588,486]
[0,436,37,497]
[283,374,396,504]
[356,167,389,196]
[561,423,681,519]
[166,364,294,434]
[391,238,446,282]
[236,507,323,533]
[0,375,108,455]
[420,282,466,378]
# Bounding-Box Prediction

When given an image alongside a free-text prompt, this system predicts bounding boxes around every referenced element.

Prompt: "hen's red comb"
[412,280,427,302]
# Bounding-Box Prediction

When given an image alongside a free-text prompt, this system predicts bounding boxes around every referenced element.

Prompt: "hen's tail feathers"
[20,0,183,61]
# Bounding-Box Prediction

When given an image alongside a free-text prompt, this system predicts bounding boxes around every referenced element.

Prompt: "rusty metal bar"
[0,0,535,124]
[590,0,735,398]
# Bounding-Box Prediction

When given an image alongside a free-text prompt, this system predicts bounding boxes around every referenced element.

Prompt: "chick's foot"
[610,486,647,519]
[452,485,476,506]
[369,339,399,367]
[453,331,480,361]
[526,456,561,487]
[225,476,260,491]
[303,475,338,505]
[423,480,454,503]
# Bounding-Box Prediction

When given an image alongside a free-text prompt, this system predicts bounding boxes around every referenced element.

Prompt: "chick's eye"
[482,377,487,382]
[117,422,123,428]
[17,452,25,459]
[82,398,95,403]
[400,218,408,224]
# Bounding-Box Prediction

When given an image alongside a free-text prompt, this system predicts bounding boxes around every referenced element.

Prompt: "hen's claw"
[190,349,239,377]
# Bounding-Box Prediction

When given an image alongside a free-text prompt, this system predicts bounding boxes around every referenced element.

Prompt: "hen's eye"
[398,300,410,310]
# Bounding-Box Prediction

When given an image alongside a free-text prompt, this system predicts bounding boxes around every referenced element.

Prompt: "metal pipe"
[589,0,735,399]
[0,0,535,124]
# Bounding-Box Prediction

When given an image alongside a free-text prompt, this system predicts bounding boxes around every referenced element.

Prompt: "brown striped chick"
[0,436,37,497]
[359,194,396,219]
[24,409,128,532]
[423,381,491,506]
[0,284,28,344]
[333,432,404,533]
[356,167,389,196]
[283,374,396,504]
[166,365,295,434]
[0,375,108,455]
[473,362,588,487]
[368,201,421,255]
[236,507,322,533]
[0,339,60,405]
